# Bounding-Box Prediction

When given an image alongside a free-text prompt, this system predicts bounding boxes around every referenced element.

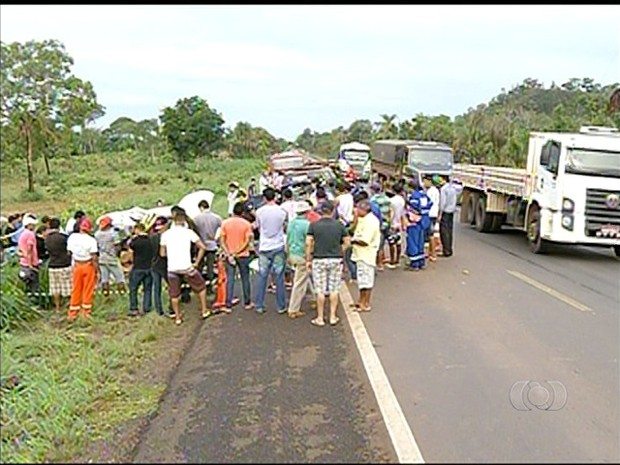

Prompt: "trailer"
[454,126,620,256]
[371,139,454,186]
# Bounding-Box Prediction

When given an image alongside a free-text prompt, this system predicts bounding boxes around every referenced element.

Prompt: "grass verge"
[0,291,199,463]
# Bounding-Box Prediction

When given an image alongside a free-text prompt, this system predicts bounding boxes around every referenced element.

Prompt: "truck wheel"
[527,207,548,254]
[613,245,620,258]
[467,193,479,225]
[490,213,504,232]
[475,196,494,232]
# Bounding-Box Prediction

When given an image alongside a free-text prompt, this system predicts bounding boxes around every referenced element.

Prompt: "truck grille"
[584,189,620,237]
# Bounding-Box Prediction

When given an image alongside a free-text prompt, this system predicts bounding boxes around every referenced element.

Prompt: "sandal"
[310,318,325,327]
[330,317,340,326]
[354,306,372,312]
[175,318,183,326]
[244,303,255,311]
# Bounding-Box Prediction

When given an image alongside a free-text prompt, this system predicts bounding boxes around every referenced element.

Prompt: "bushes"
[0,263,46,331]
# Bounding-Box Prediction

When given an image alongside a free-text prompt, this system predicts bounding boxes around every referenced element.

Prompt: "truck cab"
[371,139,454,186]
[337,142,372,181]
[526,126,620,254]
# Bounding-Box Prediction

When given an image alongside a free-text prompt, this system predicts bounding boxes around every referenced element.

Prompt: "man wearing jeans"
[128,223,154,316]
[254,187,287,314]
[220,202,255,312]
[17,215,40,303]
[194,200,222,293]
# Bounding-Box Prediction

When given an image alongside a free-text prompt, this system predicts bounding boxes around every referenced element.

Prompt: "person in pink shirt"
[17,215,40,301]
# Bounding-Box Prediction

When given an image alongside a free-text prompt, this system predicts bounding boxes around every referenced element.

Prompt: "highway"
[358,218,619,463]
[132,216,619,463]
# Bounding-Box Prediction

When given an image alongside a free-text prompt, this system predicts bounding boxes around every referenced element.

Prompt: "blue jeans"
[225,256,252,307]
[344,246,357,280]
[151,269,167,314]
[254,247,286,312]
[129,268,152,313]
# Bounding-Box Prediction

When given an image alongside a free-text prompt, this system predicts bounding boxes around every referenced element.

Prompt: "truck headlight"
[562,198,574,212]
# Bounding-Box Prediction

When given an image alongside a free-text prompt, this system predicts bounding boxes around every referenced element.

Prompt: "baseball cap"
[99,216,113,228]
[153,217,168,231]
[23,216,38,227]
[79,217,93,232]
[295,201,311,214]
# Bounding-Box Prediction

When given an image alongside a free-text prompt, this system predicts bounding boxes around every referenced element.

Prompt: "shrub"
[134,176,150,185]
[0,263,45,331]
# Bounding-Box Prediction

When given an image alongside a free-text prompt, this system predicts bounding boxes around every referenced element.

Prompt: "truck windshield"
[408,148,453,171]
[342,150,370,166]
[565,148,620,178]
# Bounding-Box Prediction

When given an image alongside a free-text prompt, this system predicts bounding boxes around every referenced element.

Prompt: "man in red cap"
[66,217,99,320]
[95,215,126,297]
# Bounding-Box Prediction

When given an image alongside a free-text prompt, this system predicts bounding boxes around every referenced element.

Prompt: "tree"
[159,96,225,165]
[374,114,398,139]
[346,119,374,144]
[0,39,104,191]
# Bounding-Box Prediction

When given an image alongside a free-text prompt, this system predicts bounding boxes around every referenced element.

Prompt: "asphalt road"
[358,218,619,463]
[132,214,618,463]
[133,294,396,463]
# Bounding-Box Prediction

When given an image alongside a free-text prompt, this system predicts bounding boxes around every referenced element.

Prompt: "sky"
[1,5,619,141]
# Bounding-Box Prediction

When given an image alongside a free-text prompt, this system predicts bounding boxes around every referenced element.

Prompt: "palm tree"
[374,114,398,139]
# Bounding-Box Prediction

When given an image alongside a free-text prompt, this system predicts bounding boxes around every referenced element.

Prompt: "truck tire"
[613,245,620,258]
[475,196,494,233]
[467,193,479,225]
[490,213,504,232]
[527,206,548,254]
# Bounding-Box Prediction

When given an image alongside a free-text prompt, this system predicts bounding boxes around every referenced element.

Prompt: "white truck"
[336,142,372,181]
[454,126,620,256]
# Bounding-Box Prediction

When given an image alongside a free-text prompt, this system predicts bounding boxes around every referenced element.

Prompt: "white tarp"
[178,190,215,219]
[96,190,215,229]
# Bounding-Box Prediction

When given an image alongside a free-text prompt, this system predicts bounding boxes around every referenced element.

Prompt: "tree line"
[1,39,619,193]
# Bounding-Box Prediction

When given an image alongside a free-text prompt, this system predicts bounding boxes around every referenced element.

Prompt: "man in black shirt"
[149,217,170,316]
[128,223,154,316]
[44,218,72,312]
[305,201,350,327]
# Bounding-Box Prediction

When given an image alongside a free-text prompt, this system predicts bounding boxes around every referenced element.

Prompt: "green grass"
[0,293,177,463]
[0,151,263,463]
[1,151,267,220]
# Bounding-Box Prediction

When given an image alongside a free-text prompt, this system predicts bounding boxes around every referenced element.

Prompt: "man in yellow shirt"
[350,199,381,312]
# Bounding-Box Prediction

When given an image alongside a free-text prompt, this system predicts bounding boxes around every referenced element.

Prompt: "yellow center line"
[506,270,594,314]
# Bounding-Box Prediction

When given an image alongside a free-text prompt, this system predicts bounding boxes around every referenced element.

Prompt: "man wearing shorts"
[305,200,350,327]
[44,218,72,312]
[350,200,381,312]
[159,207,210,325]
[95,216,126,296]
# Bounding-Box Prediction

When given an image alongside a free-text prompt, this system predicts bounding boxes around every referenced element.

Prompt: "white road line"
[339,283,425,464]
[506,270,595,314]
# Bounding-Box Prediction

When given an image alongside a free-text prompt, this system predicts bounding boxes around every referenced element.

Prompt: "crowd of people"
[0,169,460,327]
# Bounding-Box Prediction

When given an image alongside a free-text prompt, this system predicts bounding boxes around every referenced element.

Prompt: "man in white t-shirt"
[425,177,441,262]
[280,188,297,223]
[387,182,406,268]
[160,207,211,325]
[335,183,354,227]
